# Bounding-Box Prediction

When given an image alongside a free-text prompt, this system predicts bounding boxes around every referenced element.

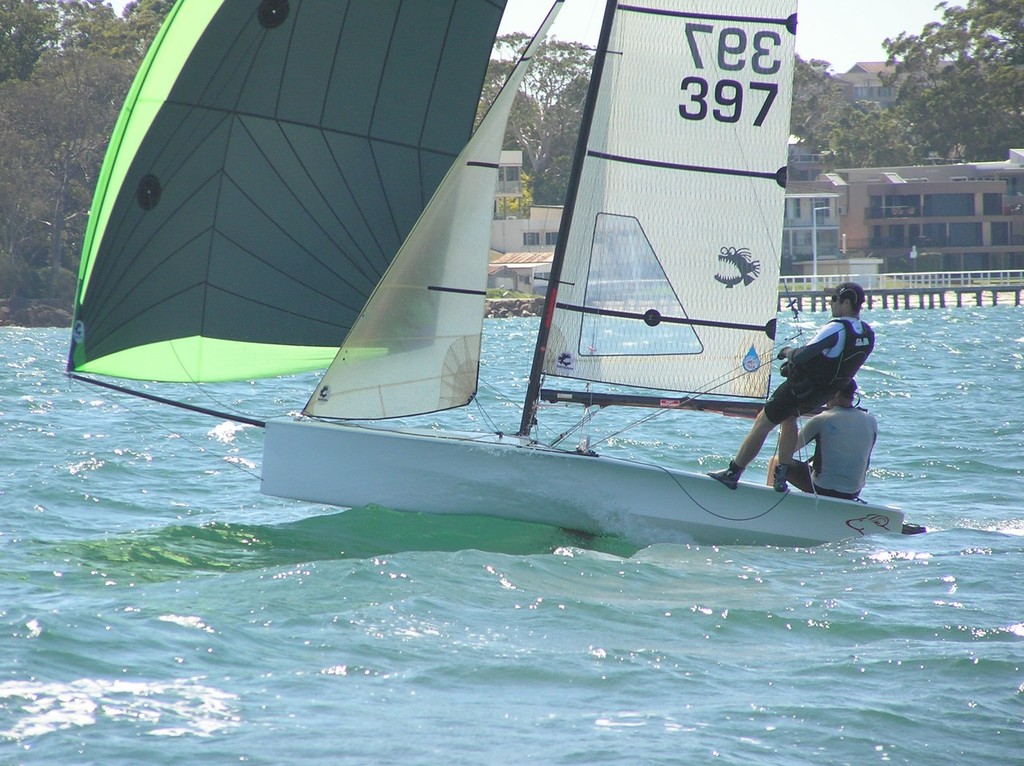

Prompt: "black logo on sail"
[713,246,760,288]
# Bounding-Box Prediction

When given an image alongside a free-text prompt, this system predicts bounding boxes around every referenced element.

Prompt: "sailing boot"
[773,463,790,492]
[708,461,743,490]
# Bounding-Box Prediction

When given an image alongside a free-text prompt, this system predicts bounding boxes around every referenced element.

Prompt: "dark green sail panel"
[69,0,506,382]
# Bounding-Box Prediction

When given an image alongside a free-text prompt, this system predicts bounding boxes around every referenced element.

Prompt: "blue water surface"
[1,307,1022,765]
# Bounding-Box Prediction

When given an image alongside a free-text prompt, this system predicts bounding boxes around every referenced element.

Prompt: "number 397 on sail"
[678,18,792,126]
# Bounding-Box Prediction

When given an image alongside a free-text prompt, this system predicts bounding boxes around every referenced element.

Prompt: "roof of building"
[489,251,554,267]
[842,61,893,75]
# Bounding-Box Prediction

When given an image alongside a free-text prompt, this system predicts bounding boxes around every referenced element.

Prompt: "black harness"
[789,319,874,401]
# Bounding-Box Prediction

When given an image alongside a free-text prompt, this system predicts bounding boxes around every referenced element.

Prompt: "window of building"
[922,222,947,246]
[963,252,989,270]
[523,232,540,246]
[948,222,982,247]
[992,221,1009,246]
[544,231,558,246]
[499,166,520,184]
[983,193,1002,215]
[923,193,974,217]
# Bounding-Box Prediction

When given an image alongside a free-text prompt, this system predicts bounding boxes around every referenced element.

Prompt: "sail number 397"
[679,23,783,127]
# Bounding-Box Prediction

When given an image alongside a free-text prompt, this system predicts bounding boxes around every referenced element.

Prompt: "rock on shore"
[484,297,544,318]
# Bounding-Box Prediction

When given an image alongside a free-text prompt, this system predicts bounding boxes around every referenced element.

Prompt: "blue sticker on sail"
[742,346,760,373]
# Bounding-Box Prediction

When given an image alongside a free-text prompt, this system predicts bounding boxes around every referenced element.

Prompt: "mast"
[517,0,618,437]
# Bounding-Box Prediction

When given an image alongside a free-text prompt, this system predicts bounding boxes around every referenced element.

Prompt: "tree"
[828,104,918,168]
[483,34,594,206]
[789,56,848,155]
[0,0,57,83]
[0,48,133,296]
[885,0,1024,161]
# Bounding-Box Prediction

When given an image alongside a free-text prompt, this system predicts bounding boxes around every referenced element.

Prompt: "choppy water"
[2,309,1022,764]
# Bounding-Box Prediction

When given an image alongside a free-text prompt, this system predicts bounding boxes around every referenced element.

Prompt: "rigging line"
[471,393,504,435]
[569,351,782,450]
[77,376,264,484]
[161,334,281,423]
[68,374,266,428]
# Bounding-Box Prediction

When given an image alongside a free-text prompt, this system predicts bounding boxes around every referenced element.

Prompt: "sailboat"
[69,0,910,547]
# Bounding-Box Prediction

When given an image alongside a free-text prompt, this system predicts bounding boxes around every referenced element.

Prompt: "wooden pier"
[781,286,1024,312]
[778,270,1024,312]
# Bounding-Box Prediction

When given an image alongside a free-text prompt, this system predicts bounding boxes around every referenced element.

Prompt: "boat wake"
[57,506,638,578]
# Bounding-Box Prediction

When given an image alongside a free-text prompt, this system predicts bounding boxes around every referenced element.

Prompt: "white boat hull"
[261,418,905,547]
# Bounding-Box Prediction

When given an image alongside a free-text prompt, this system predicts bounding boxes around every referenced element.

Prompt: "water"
[2,309,1022,765]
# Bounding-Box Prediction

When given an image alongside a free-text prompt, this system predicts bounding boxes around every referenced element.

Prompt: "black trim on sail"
[617,4,797,34]
[587,151,782,183]
[555,302,773,335]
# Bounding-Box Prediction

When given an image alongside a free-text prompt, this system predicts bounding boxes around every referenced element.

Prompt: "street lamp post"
[811,205,829,295]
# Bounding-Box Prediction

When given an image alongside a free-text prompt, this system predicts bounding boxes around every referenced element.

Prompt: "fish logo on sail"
[714,246,760,288]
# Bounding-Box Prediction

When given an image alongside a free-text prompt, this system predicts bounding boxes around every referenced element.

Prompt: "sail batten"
[554,303,771,334]
[587,150,785,182]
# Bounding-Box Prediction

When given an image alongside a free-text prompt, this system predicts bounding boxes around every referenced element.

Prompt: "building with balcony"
[813,149,1024,272]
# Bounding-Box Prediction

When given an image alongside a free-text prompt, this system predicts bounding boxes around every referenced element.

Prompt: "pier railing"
[780,270,1024,293]
[779,270,1024,310]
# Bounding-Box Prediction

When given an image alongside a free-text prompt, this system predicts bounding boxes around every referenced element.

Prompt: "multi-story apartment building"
[812,149,1024,272]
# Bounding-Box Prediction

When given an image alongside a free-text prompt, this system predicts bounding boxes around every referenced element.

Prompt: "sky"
[104,0,952,74]
[495,0,952,72]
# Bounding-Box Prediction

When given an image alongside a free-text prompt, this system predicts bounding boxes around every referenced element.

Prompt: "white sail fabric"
[541,0,796,400]
[305,3,563,419]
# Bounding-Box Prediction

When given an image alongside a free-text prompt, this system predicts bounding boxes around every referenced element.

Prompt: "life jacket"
[789,319,874,399]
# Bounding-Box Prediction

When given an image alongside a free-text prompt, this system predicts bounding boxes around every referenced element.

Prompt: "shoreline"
[1,297,545,329]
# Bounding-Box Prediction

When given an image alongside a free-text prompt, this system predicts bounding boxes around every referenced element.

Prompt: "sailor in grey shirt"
[794,379,877,499]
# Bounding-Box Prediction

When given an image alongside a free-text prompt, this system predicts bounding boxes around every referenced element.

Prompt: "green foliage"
[790,57,847,154]
[0,0,57,83]
[885,0,1024,162]
[483,34,593,206]
[0,1,157,304]
[486,288,535,300]
[828,104,919,167]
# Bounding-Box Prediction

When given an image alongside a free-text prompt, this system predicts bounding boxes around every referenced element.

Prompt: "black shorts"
[762,379,834,424]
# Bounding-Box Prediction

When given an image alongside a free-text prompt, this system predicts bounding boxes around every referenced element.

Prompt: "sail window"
[578,214,702,357]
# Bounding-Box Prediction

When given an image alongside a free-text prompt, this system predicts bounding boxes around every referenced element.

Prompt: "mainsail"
[68,0,507,382]
[527,0,796,412]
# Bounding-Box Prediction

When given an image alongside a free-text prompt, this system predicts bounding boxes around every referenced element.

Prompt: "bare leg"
[776,417,799,465]
[734,410,777,469]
